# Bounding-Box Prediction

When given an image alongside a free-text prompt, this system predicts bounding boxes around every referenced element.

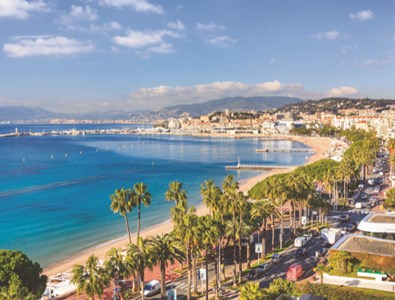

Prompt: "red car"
[286,263,304,281]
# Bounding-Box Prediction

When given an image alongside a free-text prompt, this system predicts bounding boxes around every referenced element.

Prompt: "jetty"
[256,147,315,153]
[225,164,294,170]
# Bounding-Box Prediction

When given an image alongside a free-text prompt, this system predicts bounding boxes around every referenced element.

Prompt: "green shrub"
[296,281,395,300]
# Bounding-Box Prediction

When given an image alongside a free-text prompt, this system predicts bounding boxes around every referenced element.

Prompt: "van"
[144,279,161,297]
[294,236,307,247]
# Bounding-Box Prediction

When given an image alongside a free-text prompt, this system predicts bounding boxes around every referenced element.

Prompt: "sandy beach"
[44,134,333,277]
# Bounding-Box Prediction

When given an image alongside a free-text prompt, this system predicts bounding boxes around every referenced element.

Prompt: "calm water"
[0,126,311,267]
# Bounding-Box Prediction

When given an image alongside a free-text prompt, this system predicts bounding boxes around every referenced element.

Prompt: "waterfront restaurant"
[357,213,395,240]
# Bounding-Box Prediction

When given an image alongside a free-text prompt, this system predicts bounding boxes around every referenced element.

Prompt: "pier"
[256,147,315,153]
[225,164,295,170]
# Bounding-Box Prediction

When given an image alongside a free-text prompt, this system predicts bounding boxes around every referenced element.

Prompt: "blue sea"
[0,124,312,267]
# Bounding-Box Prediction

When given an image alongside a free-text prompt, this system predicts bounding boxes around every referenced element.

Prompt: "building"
[357,213,395,240]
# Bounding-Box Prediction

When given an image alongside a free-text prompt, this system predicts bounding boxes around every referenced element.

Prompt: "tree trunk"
[233,239,237,287]
[262,219,267,258]
[137,203,141,242]
[205,246,209,300]
[214,245,219,299]
[280,208,284,249]
[221,238,226,280]
[160,262,166,299]
[293,202,297,233]
[192,253,197,294]
[124,215,131,244]
[140,277,145,300]
[288,201,293,236]
[246,235,251,268]
[271,215,275,252]
[187,246,191,300]
[238,237,242,284]
[298,205,303,228]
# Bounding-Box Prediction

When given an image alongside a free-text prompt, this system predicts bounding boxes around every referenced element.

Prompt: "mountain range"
[0,96,302,122]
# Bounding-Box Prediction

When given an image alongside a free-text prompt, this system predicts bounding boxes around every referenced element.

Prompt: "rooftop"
[368,215,395,223]
[335,235,395,257]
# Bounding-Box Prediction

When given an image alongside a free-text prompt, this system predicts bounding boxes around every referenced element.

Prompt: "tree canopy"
[0,250,47,299]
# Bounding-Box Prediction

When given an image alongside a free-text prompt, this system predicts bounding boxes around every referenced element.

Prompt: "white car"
[144,279,161,297]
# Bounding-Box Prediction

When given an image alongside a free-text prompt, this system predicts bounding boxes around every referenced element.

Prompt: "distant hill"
[0,106,65,122]
[0,96,303,122]
[159,96,303,117]
[277,97,395,114]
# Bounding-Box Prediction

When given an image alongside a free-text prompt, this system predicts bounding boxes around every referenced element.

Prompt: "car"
[247,268,265,280]
[144,279,161,297]
[286,263,304,281]
[295,247,308,258]
[271,253,283,264]
[339,215,350,222]
[303,233,313,242]
[257,262,272,273]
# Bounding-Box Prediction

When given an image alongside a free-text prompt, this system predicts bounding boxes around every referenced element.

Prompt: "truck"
[321,228,342,245]
[294,236,307,247]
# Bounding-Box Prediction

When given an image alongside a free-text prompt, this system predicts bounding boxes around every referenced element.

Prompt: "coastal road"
[256,236,324,289]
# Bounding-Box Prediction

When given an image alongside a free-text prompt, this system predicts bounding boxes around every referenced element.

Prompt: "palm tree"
[149,233,185,300]
[314,263,326,284]
[197,215,220,300]
[126,238,154,300]
[251,199,278,259]
[104,248,130,298]
[71,254,109,300]
[222,175,240,287]
[130,182,152,242]
[110,188,133,243]
[201,179,222,216]
[165,181,187,208]
[239,282,266,300]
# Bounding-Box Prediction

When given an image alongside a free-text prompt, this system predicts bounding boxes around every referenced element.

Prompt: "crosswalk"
[167,281,189,291]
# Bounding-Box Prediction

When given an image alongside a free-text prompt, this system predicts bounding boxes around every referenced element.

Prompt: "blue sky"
[0,0,395,113]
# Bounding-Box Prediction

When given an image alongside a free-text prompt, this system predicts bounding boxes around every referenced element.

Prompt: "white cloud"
[0,0,49,19]
[206,35,237,47]
[58,5,98,27]
[350,10,374,21]
[269,58,276,64]
[99,0,163,14]
[167,20,185,31]
[128,80,304,109]
[311,31,339,41]
[326,86,358,97]
[89,21,122,32]
[114,29,182,56]
[3,36,94,58]
[196,22,225,31]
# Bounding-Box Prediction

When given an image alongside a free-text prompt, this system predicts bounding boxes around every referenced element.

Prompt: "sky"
[0,0,395,113]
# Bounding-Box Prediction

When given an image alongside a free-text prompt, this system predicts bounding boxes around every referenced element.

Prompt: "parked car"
[303,233,313,242]
[144,280,161,297]
[257,262,272,273]
[286,263,304,281]
[339,214,350,222]
[247,268,265,280]
[271,253,283,264]
[295,247,308,258]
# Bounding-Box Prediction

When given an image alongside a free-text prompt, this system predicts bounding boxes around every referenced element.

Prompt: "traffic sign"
[255,243,262,253]
[199,268,206,281]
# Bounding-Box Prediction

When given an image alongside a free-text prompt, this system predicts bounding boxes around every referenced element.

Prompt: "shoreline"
[43,134,334,277]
